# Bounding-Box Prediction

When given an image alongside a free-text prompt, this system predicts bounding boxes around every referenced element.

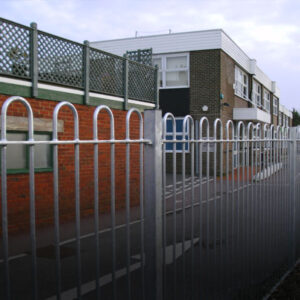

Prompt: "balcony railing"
[0,18,158,106]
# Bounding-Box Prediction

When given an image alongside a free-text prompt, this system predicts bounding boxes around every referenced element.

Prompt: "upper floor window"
[285,116,289,127]
[273,97,278,116]
[263,89,270,112]
[234,66,249,100]
[252,80,261,106]
[279,112,282,126]
[152,57,162,87]
[282,114,289,127]
[153,53,189,88]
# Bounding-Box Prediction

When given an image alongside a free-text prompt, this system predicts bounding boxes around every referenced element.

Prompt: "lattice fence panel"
[89,48,124,97]
[38,32,83,88]
[0,19,30,79]
[128,61,155,102]
[126,48,152,66]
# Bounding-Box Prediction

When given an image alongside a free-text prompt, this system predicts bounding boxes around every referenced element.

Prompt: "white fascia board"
[91,29,223,56]
[38,83,84,95]
[279,104,293,118]
[220,31,250,72]
[92,30,279,99]
[249,59,257,74]
[271,81,280,98]
[89,92,123,102]
[128,99,155,107]
[0,76,32,87]
[233,108,271,124]
[253,67,273,91]
[220,31,278,96]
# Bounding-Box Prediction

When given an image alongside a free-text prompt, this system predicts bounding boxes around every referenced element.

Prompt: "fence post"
[154,66,159,109]
[83,40,90,105]
[30,22,38,98]
[144,109,163,300]
[123,54,129,110]
[289,127,297,265]
[195,119,199,175]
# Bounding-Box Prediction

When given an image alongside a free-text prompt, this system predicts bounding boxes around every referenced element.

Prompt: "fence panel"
[0,17,157,103]
[294,126,300,259]
[89,48,124,97]
[0,98,299,300]
[37,31,84,88]
[0,19,31,79]
[128,60,156,102]
[0,96,151,300]
[161,115,300,299]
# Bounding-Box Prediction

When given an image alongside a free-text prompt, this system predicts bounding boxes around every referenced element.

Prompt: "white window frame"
[234,66,249,100]
[279,112,282,126]
[252,80,262,106]
[264,129,272,150]
[285,115,289,127]
[153,53,189,89]
[165,117,190,153]
[263,89,270,112]
[273,97,278,116]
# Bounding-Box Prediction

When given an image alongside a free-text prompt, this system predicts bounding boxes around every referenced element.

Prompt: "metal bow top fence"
[0,95,299,300]
[0,18,158,106]
[0,96,152,300]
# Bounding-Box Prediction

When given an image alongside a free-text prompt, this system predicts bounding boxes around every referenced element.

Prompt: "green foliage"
[292,108,300,126]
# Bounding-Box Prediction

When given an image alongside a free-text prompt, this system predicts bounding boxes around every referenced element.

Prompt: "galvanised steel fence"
[161,114,300,300]
[0,96,299,300]
[0,18,158,105]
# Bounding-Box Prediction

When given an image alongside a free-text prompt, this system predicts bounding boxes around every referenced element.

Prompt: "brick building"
[92,29,293,173]
[92,29,293,128]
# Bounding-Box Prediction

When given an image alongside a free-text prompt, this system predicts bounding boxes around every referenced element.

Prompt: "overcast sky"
[1,0,299,111]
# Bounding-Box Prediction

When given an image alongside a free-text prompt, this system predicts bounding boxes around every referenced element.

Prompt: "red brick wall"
[0,95,142,234]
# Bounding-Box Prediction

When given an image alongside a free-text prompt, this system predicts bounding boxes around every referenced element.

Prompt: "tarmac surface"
[270,261,300,300]
[0,165,299,299]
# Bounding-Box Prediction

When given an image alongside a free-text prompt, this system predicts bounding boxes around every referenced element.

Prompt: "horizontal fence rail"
[0,96,299,299]
[0,18,158,105]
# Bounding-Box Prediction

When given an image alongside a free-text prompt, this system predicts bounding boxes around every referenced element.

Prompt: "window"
[6,132,52,173]
[264,129,272,149]
[152,57,162,87]
[279,112,282,126]
[281,114,289,127]
[263,89,270,112]
[235,66,249,99]
[152,53,189,88]
[165,118,189,152]
[252,80,261,106]
[273,97,278,115]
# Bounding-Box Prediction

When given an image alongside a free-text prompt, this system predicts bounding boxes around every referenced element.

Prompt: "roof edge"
[91,28,224,44]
